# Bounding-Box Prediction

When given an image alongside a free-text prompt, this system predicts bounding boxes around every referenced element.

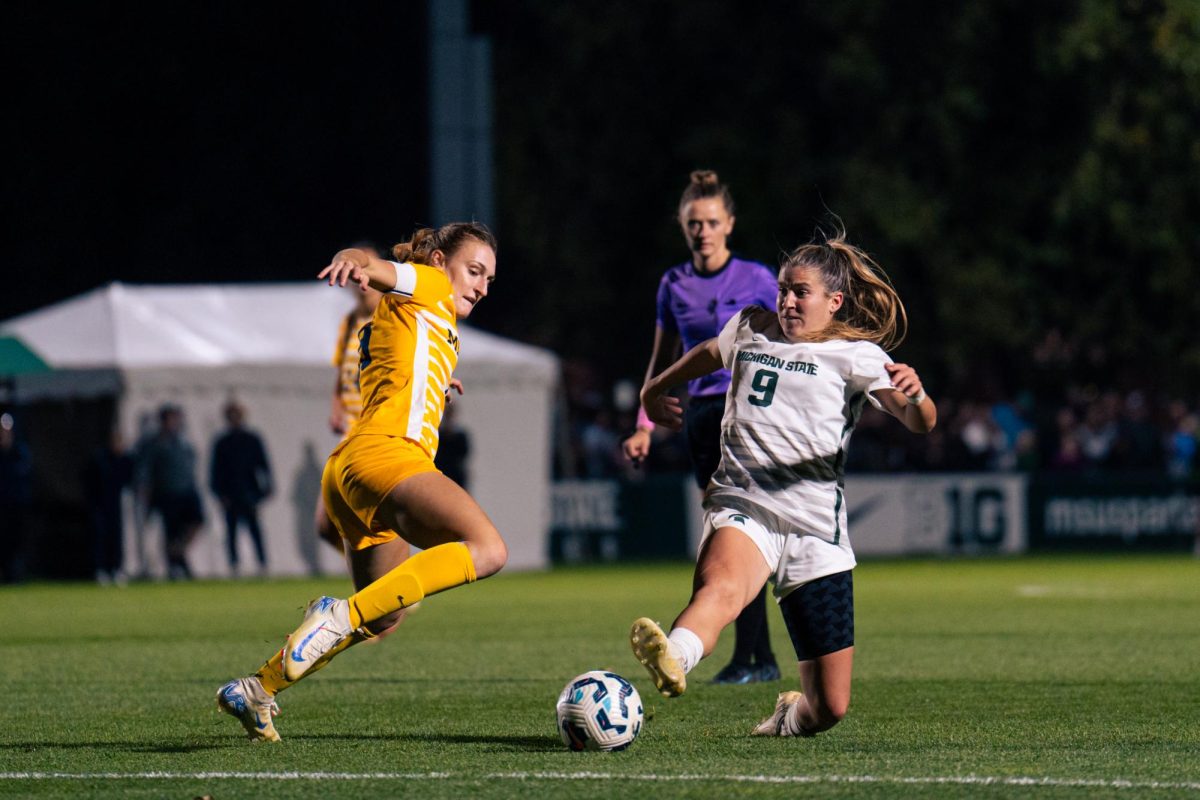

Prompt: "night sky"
[6,3,430,323]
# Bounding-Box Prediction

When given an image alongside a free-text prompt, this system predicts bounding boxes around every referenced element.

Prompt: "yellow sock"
[347,542,476,628]
[255,628,373,695]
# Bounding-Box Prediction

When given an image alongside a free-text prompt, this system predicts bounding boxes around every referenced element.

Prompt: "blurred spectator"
[145,404,204,580]
[210,400,272,577]
[1110,390,1163,472]
[130,411,158,579]
[843,407,891,472]
[1046,407,1085,472]
[0,413,32,583]
[580,407,622,478]
[952,401,1003,470]
[1166,403,1197,480]
[435,402,471,488]
[557,326,1197,479]
[83,426,133,586]
[990,392,1034,471]
[1076,397,1118,471]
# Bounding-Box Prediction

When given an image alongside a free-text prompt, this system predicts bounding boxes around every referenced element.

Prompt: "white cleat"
[216,677,280,742]
[630,617,687,698]
[751,690,804,736]
[283,596,352,682]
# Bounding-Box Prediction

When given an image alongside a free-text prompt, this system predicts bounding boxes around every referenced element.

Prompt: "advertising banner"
[842,474,1028,555]
[1028,478,1198,551]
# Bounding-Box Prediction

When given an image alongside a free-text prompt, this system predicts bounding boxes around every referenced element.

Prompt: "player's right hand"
[318,255,370,290]
[622,429,653,464]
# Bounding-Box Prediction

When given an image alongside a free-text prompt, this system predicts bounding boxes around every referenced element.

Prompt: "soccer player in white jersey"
[630,228,937,738]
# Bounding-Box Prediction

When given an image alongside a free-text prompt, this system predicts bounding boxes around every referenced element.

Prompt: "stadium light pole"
[428,0,495,228]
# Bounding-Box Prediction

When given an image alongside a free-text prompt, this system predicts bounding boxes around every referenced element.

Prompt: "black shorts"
[778,570,854,661]
[684,394,725,489]
[155,490,204,536]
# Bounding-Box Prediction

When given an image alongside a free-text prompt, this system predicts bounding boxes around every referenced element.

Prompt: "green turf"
[1,556,1198,799]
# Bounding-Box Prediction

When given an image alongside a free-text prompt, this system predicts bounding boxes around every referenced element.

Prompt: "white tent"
[2,282,558,576]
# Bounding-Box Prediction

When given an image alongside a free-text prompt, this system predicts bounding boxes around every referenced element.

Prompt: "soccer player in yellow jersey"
[217,222,506,741]
[315,261,385,551]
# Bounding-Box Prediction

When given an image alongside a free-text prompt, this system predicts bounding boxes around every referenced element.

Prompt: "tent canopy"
[1,281,558,576]
[2,281,556,378]
[0,335,51,376]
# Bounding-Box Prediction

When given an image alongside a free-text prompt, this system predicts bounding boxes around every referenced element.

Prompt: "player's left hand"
[885,362,923,402]
[641,389,684,431]
[445,378,464,402]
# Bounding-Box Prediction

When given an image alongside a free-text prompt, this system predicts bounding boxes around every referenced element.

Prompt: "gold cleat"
[630,617,687,698]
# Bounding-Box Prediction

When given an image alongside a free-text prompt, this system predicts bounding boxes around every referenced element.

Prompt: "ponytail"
[781,227,907,351]
[391,221,497,265]
[678,170,735,217]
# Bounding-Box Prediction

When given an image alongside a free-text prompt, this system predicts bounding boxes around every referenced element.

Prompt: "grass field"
[1,555,1198,799]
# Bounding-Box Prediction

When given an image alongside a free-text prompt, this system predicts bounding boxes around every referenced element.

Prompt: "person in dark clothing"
[622,171,781,684]
[0,413,33,583]
[210,401,273,576]
[146,404,204,580]
[434,402,471,488]
[83,426,134,585]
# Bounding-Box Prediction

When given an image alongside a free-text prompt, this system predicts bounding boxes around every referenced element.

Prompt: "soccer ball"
[555,670,643,751]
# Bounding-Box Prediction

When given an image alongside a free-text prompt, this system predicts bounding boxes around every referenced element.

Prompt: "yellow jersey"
[353,262,459,458]
[332,310,373,428]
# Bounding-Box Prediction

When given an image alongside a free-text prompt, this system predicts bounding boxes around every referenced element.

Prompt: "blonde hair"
[678,170,735,217]
[391,221,497,264]
[781,228,907,351]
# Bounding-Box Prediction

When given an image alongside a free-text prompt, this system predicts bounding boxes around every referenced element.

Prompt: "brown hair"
[391,221,497,265]
[678,170,735,217]
[781,228,907,351]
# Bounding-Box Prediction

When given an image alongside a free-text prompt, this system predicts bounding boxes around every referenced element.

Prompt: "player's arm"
[622,326,683,461]
[639,338,722,431]
[329,369,347,434]
[318,248,401,295]
[873,362,937,433]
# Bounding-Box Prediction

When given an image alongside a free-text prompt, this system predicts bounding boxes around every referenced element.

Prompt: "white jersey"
[707,306,894,558]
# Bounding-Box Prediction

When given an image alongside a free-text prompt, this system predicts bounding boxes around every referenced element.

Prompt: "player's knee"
[818,695,849,725]
[693,578,745,622]
[468,532,507,579]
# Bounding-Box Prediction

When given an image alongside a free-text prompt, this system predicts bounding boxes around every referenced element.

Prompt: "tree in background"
[481,0,1200,398]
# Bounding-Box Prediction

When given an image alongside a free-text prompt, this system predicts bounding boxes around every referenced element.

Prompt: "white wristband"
[387,261,418,297]
[906,389,926,406]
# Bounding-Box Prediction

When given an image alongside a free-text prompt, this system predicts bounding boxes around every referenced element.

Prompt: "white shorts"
[702,506,857,600]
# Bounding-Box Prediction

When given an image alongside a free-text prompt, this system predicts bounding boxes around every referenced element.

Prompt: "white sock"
[667,627,704,674]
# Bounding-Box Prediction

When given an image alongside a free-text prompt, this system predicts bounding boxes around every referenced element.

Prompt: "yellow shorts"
[322,433,440,551]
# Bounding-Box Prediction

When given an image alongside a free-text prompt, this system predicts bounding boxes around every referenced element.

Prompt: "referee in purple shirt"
[623,170,781,685]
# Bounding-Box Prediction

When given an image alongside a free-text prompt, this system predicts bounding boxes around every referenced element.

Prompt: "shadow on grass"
[2,731,560,755]
[289,732,561,751]
[0,741,225,754]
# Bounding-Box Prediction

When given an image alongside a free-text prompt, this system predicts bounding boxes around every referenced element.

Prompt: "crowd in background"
[557,329,1200,483]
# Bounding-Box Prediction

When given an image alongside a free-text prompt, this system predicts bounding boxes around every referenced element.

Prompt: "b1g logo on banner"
[843,474,1028,555]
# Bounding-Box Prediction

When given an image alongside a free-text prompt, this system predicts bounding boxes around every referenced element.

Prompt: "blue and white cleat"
[283,596,352,681]
[216,677,280,742]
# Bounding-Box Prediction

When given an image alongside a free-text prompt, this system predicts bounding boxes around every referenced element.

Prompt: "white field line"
[1,771,1199,790]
